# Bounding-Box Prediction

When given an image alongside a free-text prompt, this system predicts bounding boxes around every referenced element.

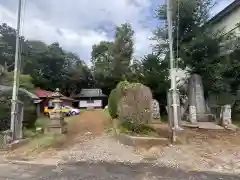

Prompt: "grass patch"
[22,115,79,151]
[102,108,114,133]
[161,115,168,123]
[118,120,158,137]
[233,121,240,127]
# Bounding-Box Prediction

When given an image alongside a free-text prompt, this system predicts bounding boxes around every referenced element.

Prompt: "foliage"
[0,71,34,91]
[154,0,240,97]
[140,54,170,105]
[108,88,119,119]
[91,23,134,95]
[119,120,156,135]
[0,23,94,96]
[0,89,37,131]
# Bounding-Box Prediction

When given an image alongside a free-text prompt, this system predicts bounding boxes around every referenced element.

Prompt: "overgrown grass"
[103,108,114,133]
[161,115,168,123]
[21,115,79,152]
[118,120,158,136]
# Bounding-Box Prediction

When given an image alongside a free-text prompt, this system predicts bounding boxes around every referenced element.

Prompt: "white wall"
[212,6,240,35]
[79,100,102,108]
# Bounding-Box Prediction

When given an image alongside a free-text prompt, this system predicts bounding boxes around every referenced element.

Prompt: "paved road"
[0,161,240,180]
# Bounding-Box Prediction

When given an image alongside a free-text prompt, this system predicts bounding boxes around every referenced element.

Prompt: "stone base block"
[45,125,67,134]
[197,114,216,122]
[117,133,169,147]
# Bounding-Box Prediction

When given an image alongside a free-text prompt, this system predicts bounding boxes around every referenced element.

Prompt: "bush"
[108,88,119,118]
[0,89,37,131]
[120,120,156,135]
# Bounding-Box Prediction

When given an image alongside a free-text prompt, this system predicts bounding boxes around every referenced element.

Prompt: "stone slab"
[117,133,169,147]
[181,121,199,128]
[198,122,224,130]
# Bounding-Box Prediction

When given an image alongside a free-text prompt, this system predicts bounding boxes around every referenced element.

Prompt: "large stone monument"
[188,74,209,122]
[46,88,67,134]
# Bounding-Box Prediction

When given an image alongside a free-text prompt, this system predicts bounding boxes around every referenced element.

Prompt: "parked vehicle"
[44,106,71,116]
[64,106,80,115]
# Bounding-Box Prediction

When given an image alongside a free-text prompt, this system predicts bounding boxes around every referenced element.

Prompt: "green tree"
[112,23,134,80]
[141,54,170,104]
[154,0,237,95]
[91,23,134,95]
[91,41,116,94]
[0,23,29,72]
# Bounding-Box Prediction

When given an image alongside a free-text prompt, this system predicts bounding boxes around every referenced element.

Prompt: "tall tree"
[0,23,28,71]
[153,0,236,95]
[112,23,134,80]
[141,54,170,104]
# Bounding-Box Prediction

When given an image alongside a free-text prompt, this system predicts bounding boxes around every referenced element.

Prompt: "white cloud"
[0,0,156,63]
[0,0,233,64]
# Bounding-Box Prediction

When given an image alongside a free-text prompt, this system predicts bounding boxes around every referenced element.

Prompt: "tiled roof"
[35,88,74,101]
[75,88,107,98]
[0,85,40,100]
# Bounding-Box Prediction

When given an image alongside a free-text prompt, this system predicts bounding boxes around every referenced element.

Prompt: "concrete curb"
[116,133,169,147]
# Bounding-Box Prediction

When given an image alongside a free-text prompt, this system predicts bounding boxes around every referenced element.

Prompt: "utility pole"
[167,0,180,143]
[10,0,22,141]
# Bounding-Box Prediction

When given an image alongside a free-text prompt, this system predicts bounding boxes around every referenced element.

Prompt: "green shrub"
[108,88,119,118]
[120,120,156,135]
[35,117,48,129]
[23,129,36,138]
[0,89,37,131]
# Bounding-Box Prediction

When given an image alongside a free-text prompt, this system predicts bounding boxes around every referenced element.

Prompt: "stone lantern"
[46,88,67,134]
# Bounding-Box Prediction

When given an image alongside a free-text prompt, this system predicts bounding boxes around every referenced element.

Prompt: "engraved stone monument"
[46,88,67,134]
[189,105,197,124]
[151,99,160,120]
[188,74,208,122]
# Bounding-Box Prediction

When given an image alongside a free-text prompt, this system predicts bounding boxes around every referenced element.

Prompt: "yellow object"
[44,106,71,116]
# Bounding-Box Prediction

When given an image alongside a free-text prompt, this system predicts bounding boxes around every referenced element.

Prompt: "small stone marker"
[151,99,160,120]
[189,105,197,124]
[220,104,232,126]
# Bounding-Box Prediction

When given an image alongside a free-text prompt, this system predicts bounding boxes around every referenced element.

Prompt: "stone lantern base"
[46,111,68,134]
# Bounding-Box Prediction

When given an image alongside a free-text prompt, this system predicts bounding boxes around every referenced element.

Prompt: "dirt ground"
[4,110,240,173]
[141,123,240,172]
[5,110,110,161]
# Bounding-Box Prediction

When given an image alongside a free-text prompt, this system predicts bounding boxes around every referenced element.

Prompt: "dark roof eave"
[207,0,240,25]
[75,95,107,98]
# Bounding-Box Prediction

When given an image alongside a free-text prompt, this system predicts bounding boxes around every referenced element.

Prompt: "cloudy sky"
[0,0,235,64]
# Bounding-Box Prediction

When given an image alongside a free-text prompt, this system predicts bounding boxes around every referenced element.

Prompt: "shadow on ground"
[1,161,240,180]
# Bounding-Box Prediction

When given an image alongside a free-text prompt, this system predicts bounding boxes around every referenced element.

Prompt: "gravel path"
[58,135,142,164]
[4,110,240,177]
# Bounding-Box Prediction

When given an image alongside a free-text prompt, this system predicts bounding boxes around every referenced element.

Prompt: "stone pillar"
[151,99,161,122]
[167,90,181,128]
[46,88,67,134]
[188,74,207,122]
[220,104,232,126]
[189,105,197,124]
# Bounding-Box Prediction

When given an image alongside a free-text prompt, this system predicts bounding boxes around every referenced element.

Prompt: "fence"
[0,100,24,149]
